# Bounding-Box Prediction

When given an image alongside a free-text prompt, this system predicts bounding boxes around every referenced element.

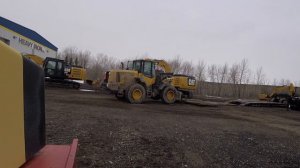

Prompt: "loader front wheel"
[161,86,176,104]
[126,84,146,104]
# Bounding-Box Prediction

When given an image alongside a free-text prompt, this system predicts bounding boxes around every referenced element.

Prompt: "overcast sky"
[1,0,299,83]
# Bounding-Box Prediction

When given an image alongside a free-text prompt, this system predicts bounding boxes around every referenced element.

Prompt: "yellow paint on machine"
[23,54,44,66]
[0,41,26,167]
[68,67,87,80]
[172,76,196,91]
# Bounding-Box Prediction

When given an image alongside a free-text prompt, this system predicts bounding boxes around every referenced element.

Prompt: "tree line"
[57,47,297,89]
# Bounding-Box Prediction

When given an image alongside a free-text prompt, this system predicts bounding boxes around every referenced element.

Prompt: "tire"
[161,86,176,104]
[125,83,146,104]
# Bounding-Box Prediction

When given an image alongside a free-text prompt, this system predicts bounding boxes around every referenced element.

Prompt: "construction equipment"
[0,41,78,168]
[258,83,296,103]
[103,59,196,104]
[24,54,87,89]
[287,96,300,111]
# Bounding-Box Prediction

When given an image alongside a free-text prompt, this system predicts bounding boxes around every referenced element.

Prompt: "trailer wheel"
[125,84,146,104]
[161,86,176,104]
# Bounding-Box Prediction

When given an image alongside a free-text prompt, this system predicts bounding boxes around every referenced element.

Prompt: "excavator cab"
[24,55,87,89]
[43,57,66,79]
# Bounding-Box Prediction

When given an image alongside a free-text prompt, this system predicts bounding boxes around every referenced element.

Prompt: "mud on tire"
[125,83,146,104]
[161,86,176,104]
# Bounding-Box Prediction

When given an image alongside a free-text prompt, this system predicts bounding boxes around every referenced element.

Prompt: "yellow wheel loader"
[103,59,196,104]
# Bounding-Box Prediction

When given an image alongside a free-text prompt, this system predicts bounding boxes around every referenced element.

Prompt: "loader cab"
[43,57,66,79]
[128,60,156,78]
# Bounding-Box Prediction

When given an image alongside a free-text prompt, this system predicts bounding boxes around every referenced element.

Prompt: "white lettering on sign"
[18,37,45,53]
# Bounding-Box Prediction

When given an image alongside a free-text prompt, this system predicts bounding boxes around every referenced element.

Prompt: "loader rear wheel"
[126,84,146,104]
[161,86,176,104]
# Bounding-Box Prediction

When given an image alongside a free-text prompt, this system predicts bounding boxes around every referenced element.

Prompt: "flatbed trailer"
[243,101,286,107]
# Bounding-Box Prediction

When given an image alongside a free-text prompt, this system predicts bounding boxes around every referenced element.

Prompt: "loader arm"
[155,60,172,73]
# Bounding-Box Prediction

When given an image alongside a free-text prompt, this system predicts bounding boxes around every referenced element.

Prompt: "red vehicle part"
[21,139,78,168]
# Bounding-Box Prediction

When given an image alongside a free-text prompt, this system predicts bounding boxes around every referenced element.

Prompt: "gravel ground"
[45,88,300,168]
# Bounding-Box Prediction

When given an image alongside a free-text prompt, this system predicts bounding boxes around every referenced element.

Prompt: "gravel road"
[45,88,300,168]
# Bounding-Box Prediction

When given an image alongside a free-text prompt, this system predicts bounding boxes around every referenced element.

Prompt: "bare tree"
[272,78,278,86]
[88,53,118,80]
[278,79,291,86]
[238,58,249,84]
[285,79,291,85]
[255,66,266,85]
[279,79,285,85]
[245,69,252,84]
[61,47,78,65]
[69,57,73,65]
[237,59,249,97]
[216,64,228,83]
[78,50,91,68]
[216,63,228,96]
[74,57,78,66]
[168,55,182,74]
[181,61,194,75]
[206,64,217,95]
[207,64,217,82]
[57,47,92,68]
[195,60,206,81]
[264,78,270,85]
[228,63,240,97]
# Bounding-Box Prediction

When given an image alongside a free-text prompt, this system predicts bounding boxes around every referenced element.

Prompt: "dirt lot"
[45,88,300,168]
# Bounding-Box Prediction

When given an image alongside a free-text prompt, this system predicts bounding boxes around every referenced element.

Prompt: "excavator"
[24,54,87,89]
[0,41,78,167]
[102,59,196,104]
[258,83,296,103]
